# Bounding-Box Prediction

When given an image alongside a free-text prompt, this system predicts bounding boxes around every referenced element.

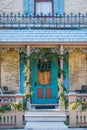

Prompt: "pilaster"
[26,45,31,110]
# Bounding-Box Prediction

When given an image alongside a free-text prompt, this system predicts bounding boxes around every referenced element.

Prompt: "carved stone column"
[60,45,64,82]
[26,45,31,110]
[27,46,30,91]
[59,45,64,109]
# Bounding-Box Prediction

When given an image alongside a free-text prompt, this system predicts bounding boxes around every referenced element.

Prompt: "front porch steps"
[24,110,68,130]
[25,110,67,122]
[25,122,68,130]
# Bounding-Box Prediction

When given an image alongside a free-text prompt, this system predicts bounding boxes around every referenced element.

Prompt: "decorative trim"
[15,48,27,54]
[30,48,60,54]
[0,48,10,53]
[81,48,87,53]
[30,47,86,56]
[64,47,87,53]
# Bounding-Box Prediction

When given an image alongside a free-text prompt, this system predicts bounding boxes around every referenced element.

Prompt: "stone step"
[25,121,68,130]
[25,110,67,122]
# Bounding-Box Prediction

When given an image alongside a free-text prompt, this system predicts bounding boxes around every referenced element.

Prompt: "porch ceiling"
[0,29,87,45]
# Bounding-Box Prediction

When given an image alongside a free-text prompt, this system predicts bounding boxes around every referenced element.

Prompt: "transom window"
[35,0,53,16]
[38,59,51,85]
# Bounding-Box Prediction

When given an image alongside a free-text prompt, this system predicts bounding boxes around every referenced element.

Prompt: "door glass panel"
[46,88,52,99]
[38,59,51,85]
[43,71,50,84]
[38,71,50,84]
[38,71,44,84]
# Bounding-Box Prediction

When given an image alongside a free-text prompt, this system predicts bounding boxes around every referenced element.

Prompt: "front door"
[31,58,58,104]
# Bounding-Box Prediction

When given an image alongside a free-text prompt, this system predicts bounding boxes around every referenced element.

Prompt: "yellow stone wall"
[69,50,87,91]
[0,50,20,93]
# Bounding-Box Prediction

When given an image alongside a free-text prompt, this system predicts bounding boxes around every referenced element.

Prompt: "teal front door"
[31,59,58,104]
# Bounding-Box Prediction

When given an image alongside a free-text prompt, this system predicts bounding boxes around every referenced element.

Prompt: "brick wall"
[69,51,87,91]
[65,0,87,14]
[0,50,20,93]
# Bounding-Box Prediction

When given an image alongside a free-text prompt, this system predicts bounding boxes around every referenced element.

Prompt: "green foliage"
[64,120,69,126]
[23,91,33,100]
[58,78,68,109]
[58,69,66,79]
[70,100,84,110]
[10,101,23,111]
[20,53,27,65]
[0,106,5,113]
[23,65,28,76]
[70,100,87,111]
[0,104,12,113]
[82,103,87,111]
[23,102,27,110]
[24,81,30,88]
[3,105,11,111]
[0,101,23,113]
[29,48,59,62]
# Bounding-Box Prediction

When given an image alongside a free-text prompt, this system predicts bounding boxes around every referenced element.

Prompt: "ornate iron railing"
[0,12,87,29]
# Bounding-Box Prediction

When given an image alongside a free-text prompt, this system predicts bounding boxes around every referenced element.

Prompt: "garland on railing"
[70,100,87,111]
[0,101,23,113]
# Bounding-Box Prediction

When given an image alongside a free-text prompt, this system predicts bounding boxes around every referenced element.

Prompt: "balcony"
[0,12,87,29]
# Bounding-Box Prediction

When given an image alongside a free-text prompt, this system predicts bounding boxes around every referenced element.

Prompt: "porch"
[0,45,87,109]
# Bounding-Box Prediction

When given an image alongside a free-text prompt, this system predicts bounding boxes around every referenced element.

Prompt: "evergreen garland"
[70,100,87,111]
[23,48,68,109]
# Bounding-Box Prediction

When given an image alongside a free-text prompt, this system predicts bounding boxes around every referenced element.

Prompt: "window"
[38,59,51,85]
[35,0,53,15]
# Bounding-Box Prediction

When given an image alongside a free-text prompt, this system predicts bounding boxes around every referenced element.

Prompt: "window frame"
[34,0,54,16]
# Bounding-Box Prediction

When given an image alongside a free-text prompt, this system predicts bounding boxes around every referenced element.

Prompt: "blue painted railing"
[0,12,87,29]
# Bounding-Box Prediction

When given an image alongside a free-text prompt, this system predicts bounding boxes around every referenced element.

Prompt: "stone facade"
[65,0,87,14]
[69,50,87,91]
[0,0,23,13]
[0,0,87,14]
[0,50,20,93]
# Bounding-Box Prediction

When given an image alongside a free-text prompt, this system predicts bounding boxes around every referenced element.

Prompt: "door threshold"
[31,104,58,109]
